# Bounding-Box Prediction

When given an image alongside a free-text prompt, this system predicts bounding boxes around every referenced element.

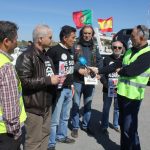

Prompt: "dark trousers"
[0,133,22,150]
[118,94,141,150]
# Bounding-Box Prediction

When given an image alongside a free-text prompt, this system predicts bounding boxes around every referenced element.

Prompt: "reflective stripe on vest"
[119,78,146,88]
[0,53,27,133]
[140,72,150,77]
[117,46,150,100]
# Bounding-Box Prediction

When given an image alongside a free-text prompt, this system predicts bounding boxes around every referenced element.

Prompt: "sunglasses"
[83,32,92,35]
[137,25,145,36]
[113,46,122,50]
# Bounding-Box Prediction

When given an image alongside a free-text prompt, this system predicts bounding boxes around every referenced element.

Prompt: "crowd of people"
[0,20,150,150]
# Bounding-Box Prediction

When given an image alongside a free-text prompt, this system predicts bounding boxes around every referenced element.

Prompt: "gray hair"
[32,24,52,43]
[137,25,149,40]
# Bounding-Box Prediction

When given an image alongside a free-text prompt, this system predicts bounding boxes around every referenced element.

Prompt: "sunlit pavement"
[56,84,150,150]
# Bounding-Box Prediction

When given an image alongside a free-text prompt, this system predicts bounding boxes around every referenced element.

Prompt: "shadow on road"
[69,107,120,150]
[89,109,120,150]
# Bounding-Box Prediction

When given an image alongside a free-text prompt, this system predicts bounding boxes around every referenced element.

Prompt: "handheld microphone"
[79,56,96,78]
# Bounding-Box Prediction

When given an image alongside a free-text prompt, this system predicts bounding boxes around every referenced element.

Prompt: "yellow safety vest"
[0,53,27,133]
[117,46,150,100]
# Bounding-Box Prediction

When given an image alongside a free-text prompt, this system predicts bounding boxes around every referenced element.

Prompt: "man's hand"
[59,75,66,84]
[116,68,122,73]
[88,67,99,74]
[78,68,89,76]
[96,74,101,80]
[50,75,61,85]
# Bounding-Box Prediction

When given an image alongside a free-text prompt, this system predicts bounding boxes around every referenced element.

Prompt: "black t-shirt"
[46,44,74,87]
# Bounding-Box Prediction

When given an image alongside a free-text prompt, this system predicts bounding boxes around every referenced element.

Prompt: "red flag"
[73,10,92,29]
[98,17,113,32]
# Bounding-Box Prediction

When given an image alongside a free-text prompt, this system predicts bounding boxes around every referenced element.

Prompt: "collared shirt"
[0,49,21,139]
[59,42,68,49]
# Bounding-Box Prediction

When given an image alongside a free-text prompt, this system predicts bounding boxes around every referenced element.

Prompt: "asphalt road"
[56,84,150,150]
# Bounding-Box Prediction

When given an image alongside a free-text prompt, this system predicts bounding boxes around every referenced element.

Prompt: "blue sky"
[1,0,150,41]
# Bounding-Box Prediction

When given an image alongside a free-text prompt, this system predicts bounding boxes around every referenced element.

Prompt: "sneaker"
[47,146,56,150]
[102,128,109,135]
[57,137,75,144]
[113,127,120,133]
[71,129,78,138]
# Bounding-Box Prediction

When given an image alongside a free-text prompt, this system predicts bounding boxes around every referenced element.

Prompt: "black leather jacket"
[16,46,57,115]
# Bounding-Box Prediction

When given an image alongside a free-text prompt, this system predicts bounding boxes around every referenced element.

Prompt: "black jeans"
[118,94,141,150]
[0,133,23,150]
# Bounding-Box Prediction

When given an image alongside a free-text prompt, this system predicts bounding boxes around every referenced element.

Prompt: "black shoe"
[47,146,56,150]
[57,137,75,144]
[102,128,109,135]
[71,129,78,138]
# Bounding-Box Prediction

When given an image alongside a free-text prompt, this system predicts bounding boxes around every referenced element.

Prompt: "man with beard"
[71,25,103,138]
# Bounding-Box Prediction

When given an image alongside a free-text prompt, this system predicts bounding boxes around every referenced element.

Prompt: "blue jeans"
[101,92,119,129]
[48,88,72,148]
[71,82,95,130]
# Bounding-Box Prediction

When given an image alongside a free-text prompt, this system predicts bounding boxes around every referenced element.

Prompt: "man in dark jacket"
[100,40,124,135]
[46,25,76,150]
[16,25,61,150]
[71,25,103,138]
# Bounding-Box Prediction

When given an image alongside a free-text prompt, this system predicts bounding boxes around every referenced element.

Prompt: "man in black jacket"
[46,25,76,150]
[100,40,123,135]
[16,25,61,150]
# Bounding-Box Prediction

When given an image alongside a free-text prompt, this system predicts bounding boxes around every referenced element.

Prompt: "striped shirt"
[0,49,21,139]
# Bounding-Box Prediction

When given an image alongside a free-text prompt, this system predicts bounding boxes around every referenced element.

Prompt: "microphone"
[79,56,96,78]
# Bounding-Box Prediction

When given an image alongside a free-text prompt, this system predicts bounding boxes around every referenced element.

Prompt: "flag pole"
[91,9,93,26]
[94,27,104,53]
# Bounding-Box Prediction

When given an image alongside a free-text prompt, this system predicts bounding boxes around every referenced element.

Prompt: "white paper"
[58,61,65,89]
[108,78,118,97]
[84,75,98,85]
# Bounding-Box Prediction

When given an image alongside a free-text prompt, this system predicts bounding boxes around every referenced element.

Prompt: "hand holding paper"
[79,56,96,78]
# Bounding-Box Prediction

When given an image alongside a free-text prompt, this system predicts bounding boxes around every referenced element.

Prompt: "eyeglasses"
[113,46,122,50]
[40,36,52,40]
[137,25,145,36]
